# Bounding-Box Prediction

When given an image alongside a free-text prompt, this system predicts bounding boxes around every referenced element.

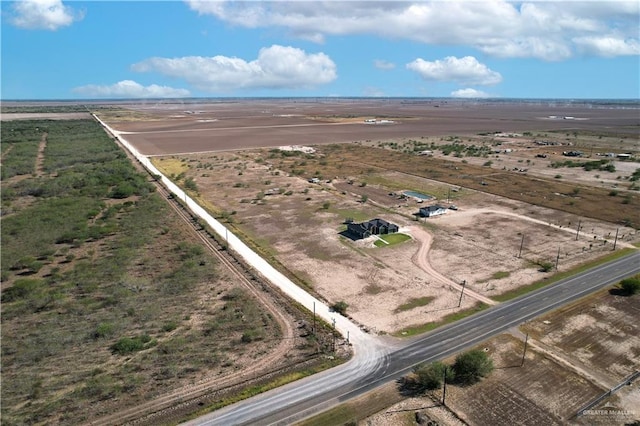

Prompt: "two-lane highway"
[186,251,639,425]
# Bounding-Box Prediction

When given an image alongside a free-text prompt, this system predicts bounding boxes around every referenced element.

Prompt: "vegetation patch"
[394,303,489,337]
[0,119,286,425]
[373,233,411,247]
[394,296,435,313]
[493,248,635,302]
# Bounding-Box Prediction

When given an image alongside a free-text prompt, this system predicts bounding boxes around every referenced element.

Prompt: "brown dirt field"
[523,289,640,388]
[98,100,639,335]
[149,147,638,334]
[100,100,639,156]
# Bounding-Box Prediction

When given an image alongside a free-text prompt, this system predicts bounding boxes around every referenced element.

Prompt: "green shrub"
[452,349,494,385]
[2,278,44,302]
[620,276,640,295]
[111,334,152,355]
[93,322,114,339]
[331,301,348,315]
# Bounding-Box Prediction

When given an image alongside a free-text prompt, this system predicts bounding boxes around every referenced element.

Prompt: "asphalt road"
[185,250,640,426]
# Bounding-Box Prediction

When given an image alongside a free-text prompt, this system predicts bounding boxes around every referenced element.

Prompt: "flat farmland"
[101,99,640,155]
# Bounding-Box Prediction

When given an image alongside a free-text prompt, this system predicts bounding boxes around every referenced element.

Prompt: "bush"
[184,177,198,192]
[620,276,640,295]
[93,322,114,339]
[331,301,348,315]
[111,334,152,355]
[452,349,494,385]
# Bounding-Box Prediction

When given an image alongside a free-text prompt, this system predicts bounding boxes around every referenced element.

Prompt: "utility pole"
[332,318,336,353]
[518,234,525,258]
[555,247,560,271]
[575,219,582,241]
[442,366,448,405]
[458,280,466,308]
[313,302,316,336]
[521,333,529,367]
[447,188,451,203]
[613,228,619,250]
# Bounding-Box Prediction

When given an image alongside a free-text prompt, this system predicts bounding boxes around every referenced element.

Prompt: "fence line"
[575,370,640,417]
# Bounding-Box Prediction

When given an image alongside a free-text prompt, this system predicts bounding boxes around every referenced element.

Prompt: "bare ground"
[149,148,638,335]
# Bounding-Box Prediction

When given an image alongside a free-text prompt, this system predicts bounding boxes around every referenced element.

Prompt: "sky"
[1,0,639,100]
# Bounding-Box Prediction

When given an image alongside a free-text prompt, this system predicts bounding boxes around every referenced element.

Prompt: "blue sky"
[2,1,639,99]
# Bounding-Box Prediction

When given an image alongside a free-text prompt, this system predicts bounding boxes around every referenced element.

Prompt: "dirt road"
[410,226,497,306]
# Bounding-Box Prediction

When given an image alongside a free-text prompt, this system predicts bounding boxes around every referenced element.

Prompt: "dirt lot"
[365,291,640,426]
[148,148,638,335]
[96,100,639,335]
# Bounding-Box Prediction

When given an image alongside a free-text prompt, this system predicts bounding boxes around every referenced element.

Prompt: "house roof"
[421,205,447,212]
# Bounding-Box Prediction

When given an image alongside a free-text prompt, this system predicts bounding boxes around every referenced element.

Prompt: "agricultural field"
[0,118,335,425]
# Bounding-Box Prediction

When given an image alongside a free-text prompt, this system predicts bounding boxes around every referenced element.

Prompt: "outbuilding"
[419,205,448,217]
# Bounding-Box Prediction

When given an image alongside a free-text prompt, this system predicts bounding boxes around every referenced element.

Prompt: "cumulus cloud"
[10,0,83,30]
[185,1,640,60]
[374,60,395,70]
[407,56,502,86]
[451,88,491,98]
[573,36,640,57]
[73,80,190,98]
[131,45,337,92]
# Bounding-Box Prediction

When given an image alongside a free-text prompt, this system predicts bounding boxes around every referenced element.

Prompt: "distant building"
[346,218,399,239]
[419,205,448,218]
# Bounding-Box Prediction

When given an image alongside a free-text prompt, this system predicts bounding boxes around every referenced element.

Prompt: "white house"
[419,205,447,217]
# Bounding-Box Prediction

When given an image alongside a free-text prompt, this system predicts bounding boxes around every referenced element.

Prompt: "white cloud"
[73,80,190,98]
[407,56,502,86]
[362,86,385,97]
[451,88,491,98]
[10,0,83,30]
[573,36,640,57]
[131,45,337,92]
[374,60,395,70]
[186,1,640,60]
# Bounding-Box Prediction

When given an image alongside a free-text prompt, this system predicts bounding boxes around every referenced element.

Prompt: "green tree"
[452,349,494,385]
[412,361,454,391]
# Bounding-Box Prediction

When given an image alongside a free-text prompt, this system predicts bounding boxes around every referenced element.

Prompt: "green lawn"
[374,233,411,247]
